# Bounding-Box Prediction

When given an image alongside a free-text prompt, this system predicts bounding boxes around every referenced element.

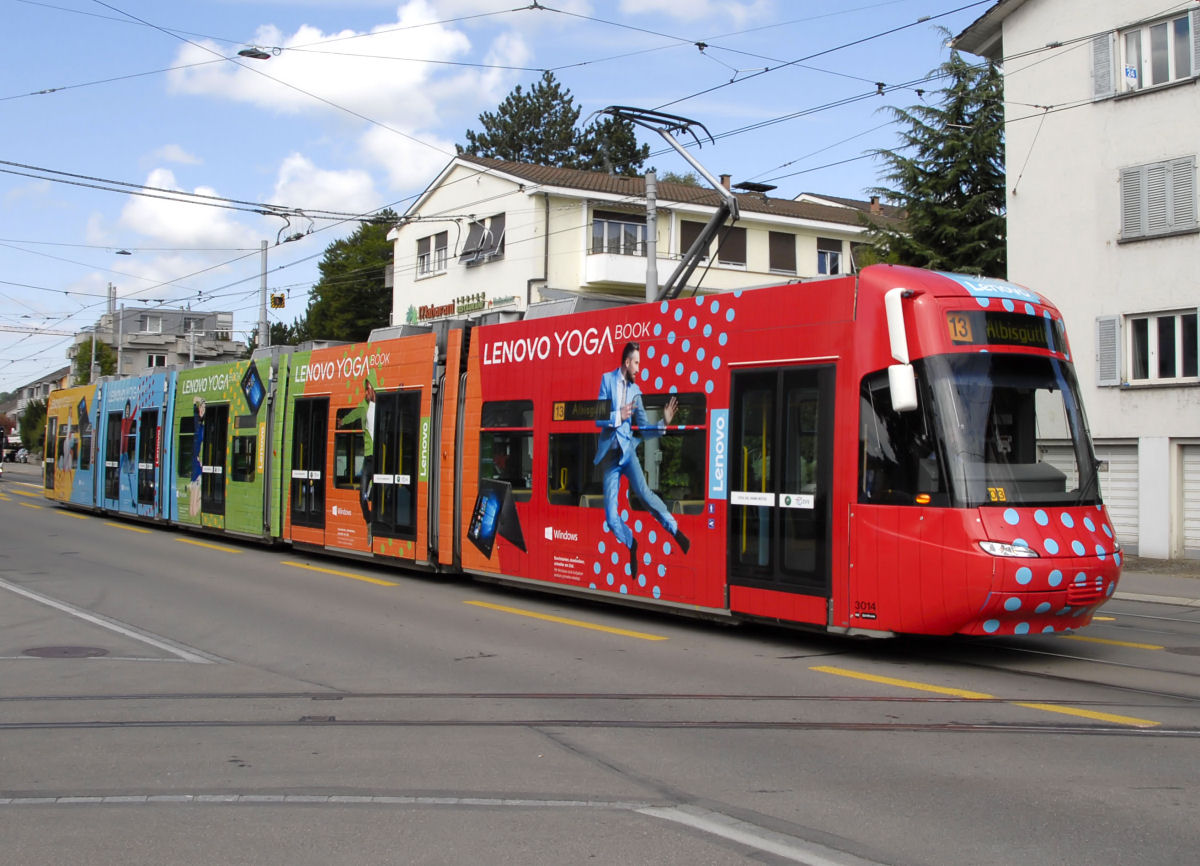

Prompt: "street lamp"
[238,46,272,60]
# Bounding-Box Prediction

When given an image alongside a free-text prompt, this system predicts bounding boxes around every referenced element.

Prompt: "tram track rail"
[1,690,1197,737]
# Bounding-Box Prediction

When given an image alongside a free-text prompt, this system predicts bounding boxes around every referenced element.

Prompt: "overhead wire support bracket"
[596,106,739,301]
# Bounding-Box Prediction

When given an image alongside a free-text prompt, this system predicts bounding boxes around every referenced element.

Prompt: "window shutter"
[717,226,746,265]
[679,220,708,259]
[486,213,506,257]
[417,236,430,257]
[434,231,448,252]
[1168,155,1197,230]
[1192,10,1200,79]
[1095,316,1122,386]
[1120,165,1145,239]
[768,231,796,273]
[1092,32,1116,99]
[459,220,485,262]
[1145,162,1171,234]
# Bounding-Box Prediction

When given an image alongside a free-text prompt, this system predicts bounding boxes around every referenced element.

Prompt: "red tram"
[452,264,1118,636]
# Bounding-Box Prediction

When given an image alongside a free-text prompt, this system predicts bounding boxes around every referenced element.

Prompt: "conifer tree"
[867,48,1006,277]
[461,71,649,176]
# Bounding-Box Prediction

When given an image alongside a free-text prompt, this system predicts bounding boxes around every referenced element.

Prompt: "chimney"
[869,195,881,215]
[720,174,731,190]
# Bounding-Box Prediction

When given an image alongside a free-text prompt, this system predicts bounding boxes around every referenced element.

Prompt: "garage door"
[1040,440,1139,554]
[1184,445,1200,558]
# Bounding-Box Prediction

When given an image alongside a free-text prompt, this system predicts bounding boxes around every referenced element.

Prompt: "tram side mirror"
[888,364,919,413]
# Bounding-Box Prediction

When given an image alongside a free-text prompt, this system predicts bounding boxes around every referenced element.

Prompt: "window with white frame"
[1120,156,1197,241]
[138,314,162,333]
[1095,9,1200,98]
[417,231,448,278]
[1120,12,1194,91]
[1130,310,1198,382]
[459,214,505,267]
[591,210,646,256]
[817,237,843,275]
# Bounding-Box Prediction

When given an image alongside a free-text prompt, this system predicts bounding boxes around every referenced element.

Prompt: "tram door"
[728,365,834,596]
[199,405,229,518]
[290,397,328,536]
[371,390,420,541]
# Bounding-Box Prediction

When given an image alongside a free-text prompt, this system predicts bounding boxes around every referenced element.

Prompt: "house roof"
[954,0,1026,58]
[451,154,898,230]
[795,192,906,221]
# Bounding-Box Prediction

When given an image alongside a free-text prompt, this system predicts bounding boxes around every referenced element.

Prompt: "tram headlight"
[979,540,1040,558]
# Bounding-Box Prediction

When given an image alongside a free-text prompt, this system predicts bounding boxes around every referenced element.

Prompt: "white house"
[388,154,893,327]
[956,0,1200,560]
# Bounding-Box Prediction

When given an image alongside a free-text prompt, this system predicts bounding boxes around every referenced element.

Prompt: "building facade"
[389,155,891,328]
[68,307,246,380]
[957,0,1200,558]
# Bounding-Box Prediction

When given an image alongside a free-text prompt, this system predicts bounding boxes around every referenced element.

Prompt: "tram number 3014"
[853,600,879,620]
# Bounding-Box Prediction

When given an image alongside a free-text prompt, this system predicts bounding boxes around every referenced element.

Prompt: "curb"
[1113,591,1200,608]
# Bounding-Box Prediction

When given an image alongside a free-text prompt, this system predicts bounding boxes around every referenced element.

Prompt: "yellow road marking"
[10,488,41,498]
[0,494,11,501]
[1092,616,1116,622]
[811,665,1159,728]
[19,501,43,510]
[282,560,399,587]
[809,666,992,699]
[465,600,668,641]
[176,538,242,554]
[104,521,151,534]
[1010,702,1159,727]
[54,510,88,519]
[1060,634,1163,651]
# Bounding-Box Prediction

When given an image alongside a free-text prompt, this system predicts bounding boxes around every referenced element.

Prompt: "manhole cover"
[1167,646,1200,657]
[23,646,109,658]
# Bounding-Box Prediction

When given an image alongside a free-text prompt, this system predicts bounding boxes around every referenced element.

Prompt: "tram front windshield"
[860,353,1100,508]
[926,353,1099,508]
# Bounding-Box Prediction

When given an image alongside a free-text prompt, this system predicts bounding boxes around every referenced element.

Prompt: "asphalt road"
[2,466,1199,865]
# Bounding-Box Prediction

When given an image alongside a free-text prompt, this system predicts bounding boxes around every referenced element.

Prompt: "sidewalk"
[1115,556,1200,608]
[5,458,1197,606]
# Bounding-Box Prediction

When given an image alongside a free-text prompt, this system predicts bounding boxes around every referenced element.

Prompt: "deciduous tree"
[298,210,397,343]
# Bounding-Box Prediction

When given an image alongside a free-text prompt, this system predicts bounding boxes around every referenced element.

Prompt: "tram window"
[55,424,67,471]
[231,435,256,482]
[481,400,534,428]
[177,417,194,478]
[859,371,948,505]
[547,430,707,512]
[481,400,534,503]
[137,409,158,504]
[79,413,92,472]
[333,408,364,489]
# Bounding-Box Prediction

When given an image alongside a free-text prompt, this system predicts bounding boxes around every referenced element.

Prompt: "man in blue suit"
[594,342,689,577]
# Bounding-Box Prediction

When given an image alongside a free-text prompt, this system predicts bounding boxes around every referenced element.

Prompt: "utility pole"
[645,170,658,302]
[258,240,270,350]
[116,304,125,379]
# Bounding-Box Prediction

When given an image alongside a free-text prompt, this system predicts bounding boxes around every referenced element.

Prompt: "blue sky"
[0,0,994,393]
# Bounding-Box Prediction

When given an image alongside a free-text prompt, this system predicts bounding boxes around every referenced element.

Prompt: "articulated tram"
[44,265,1120,637]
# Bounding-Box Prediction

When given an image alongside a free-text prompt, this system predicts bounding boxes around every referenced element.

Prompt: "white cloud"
[117,168,259,249]
[271,153,381,216]
[358,126,457,192]
[150,144,202,166]
[168,1,481,125]
[617,0,773,25]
